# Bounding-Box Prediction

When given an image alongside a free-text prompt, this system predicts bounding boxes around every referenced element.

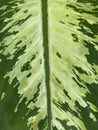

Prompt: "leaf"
[0,0,98,130]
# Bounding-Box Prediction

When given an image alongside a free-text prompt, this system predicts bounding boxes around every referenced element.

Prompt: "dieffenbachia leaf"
[0,0,98,130]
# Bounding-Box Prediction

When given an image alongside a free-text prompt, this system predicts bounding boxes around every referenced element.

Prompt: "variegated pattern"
[0,0,47,129]
[49,0,98,129]
[0,0,98,130]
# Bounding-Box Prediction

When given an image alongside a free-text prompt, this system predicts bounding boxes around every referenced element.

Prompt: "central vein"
[41,0,52,129]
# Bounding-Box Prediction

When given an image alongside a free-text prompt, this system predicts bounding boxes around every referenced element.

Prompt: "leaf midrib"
[41,0,52,129]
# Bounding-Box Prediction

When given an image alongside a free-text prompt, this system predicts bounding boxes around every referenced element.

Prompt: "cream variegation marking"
[49,0,98,129]
[0,92,6,100]
[1,0,47,129]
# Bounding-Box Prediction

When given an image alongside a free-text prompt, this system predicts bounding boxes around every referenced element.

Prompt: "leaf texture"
[0,0,47,129]
[49,0,98,129]
[0,0,98,130]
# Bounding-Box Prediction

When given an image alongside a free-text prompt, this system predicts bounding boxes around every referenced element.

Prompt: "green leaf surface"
[0,0,98,130]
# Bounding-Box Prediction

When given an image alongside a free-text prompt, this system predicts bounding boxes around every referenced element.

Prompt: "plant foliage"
[0,0,98,130]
